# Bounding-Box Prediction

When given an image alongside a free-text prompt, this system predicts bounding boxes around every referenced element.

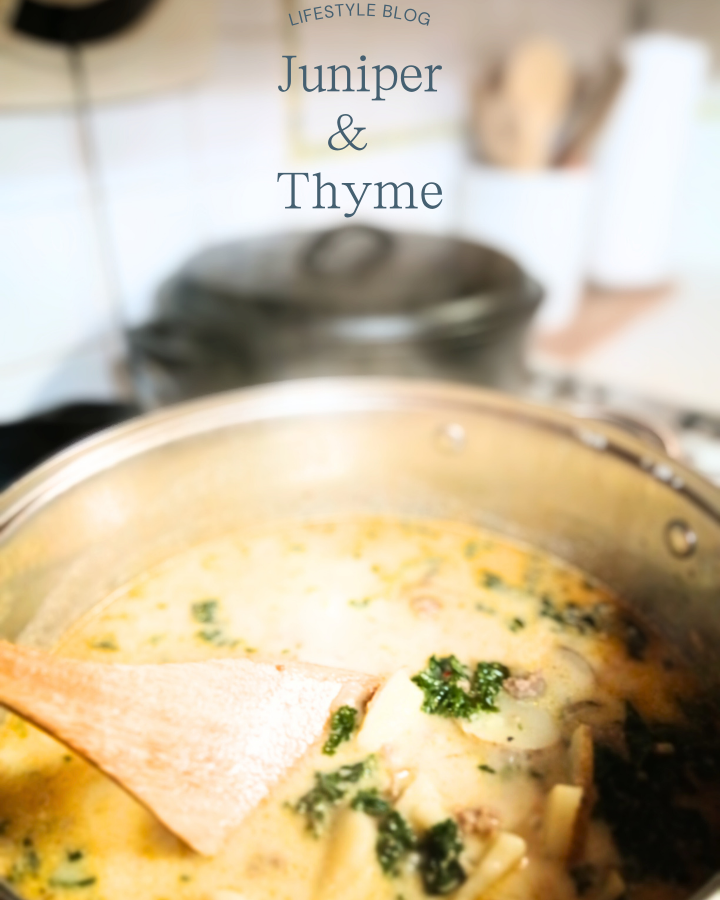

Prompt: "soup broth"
[0,517,718,900]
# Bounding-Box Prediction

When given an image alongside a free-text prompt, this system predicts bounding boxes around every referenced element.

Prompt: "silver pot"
[0,379,719,899]
[128,227,543,407]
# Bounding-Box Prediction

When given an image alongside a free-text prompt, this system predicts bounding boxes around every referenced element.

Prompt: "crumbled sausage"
[457,807,501,838]
[503,671,546,700]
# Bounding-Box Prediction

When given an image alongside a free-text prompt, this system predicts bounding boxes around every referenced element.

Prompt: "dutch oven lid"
[168,225,542,344]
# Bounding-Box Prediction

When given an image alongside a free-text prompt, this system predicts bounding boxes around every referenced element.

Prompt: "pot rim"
[1,378,719,542]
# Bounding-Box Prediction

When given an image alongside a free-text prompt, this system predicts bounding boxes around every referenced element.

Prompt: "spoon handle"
[0,640,78,735]
[0,641,143,764]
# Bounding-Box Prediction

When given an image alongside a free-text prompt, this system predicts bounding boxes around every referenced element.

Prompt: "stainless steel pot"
[128,227,543,406]
[0,379,719,899]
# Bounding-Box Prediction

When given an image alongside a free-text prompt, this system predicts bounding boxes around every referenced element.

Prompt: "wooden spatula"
[0,641,379,856]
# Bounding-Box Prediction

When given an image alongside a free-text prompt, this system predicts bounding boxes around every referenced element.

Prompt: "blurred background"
[1,0,719,485]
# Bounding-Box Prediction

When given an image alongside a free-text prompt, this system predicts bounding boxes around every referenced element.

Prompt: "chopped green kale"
[352,790,416,876]
[594,702,719,885]
[47,849,96,889]
[377,811,417,877]
[478,764,496,774]
[90,637,118,652]
[481,572,504,589]
[8,839,40,884]
[351,788,392,817]
[509,617,526,632]
[196,627,238,648]
[471,662,511,712]
[294,761,369,835]
[191,599,240,647]
[49,870,96,889]
[349,597,373,609]
[463,541,479,559]
[539,596,602,635]
[411,656,510,719]
[418,819,466,895]
[323,706,358,756]
[191,599,219,624]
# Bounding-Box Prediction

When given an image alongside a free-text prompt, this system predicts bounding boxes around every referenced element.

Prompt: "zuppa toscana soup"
[0,517,718,900]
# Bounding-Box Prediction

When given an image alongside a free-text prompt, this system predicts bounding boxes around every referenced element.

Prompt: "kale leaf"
[411,656,509,719]
[294,761,369,835]
[418,819,466,895]
[539,596,602,634]
[377,811,417,877]
[594,702,719,885]
[8,838,41,885]
[351,788,392,817]
[353,789,470,888]
[351,790,416,876]
[323,706,358,756]
[191,599,219,624]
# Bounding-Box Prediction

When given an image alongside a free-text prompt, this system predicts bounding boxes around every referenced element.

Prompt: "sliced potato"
[460,693,560,750]
[316,808,378,900]
[569,724,596,861]
[547,647,597,703]
[212,892,249,900]
[396,773,449,832]
[544,784,584,859]
[356,668,425,753]
[455,831,527,899]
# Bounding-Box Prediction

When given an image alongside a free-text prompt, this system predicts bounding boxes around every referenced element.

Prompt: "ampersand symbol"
[328,114,368,151]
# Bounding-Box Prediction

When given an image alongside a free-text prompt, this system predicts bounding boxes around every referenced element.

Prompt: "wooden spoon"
[475,37,574,170]
[0,641,379,856]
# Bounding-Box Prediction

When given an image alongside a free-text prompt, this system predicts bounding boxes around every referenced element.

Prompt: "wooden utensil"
[475,37,574,170]
[555,60,625,167]
[0,641,379,856]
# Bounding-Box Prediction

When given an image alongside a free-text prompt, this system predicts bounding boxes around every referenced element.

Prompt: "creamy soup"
[0,517,718,900]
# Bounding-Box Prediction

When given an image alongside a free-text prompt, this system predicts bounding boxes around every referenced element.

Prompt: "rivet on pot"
[435,423,466,455]
[665,520,698,559]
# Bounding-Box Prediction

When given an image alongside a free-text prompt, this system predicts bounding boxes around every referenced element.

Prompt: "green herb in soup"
[411,656,510,718]
[0,515,718,900]
[323,706,359,756]
[418,820,466,896]
[47,850,96,890]
[190,599,219,624]
[352,791,416,876]
[294,760,371,835]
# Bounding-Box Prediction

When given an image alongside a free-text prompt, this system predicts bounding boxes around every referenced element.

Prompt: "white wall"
[0,0,718,421]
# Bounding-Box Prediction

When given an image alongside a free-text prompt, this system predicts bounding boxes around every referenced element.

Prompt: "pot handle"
[303,225,394,279]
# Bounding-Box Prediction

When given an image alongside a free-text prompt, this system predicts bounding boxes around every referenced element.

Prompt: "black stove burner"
[0,403,137,491]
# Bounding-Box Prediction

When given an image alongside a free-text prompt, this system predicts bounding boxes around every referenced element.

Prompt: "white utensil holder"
[459,164,594,333]
[586,34,710,290]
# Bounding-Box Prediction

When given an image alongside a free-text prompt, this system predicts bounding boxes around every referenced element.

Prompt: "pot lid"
[173,226,542,344]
